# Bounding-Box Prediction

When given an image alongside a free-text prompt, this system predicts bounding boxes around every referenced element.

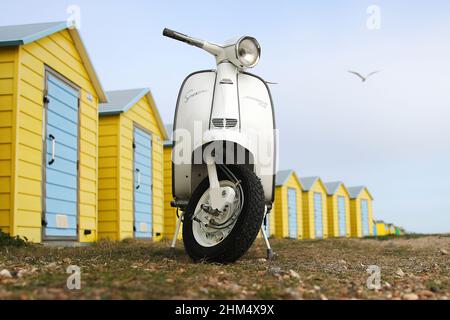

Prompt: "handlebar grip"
[162,28,190,43]
[162,28,204,48]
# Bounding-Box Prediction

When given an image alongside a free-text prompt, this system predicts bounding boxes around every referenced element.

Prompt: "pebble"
[439,248,448,255]
[17,269,27,278]
[268,267,282,276]
[418,290,434,298]
[0,269,12,278]
[199,287,209,295]
[289,270,300,279]
[402,293,419,300]
[283,288,302,300]
[228,283,241,293]
[395,268,405,278]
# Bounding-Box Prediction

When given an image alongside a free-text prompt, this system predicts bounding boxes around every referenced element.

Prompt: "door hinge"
[77,160,80,171]
[132,142,136,149]
[41,219,48,227]
[43,95,50,104]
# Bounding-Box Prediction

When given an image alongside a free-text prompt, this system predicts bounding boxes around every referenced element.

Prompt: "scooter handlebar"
[163,28,204,48]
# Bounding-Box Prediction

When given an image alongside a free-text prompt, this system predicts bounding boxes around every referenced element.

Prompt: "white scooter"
[163,28,276,263]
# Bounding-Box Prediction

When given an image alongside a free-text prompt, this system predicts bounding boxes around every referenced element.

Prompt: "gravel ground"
[0,235,449,300]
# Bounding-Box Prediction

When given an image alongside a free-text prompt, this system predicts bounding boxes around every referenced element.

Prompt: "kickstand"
[261,226,275,260]
[169,210,184,257]
[261,209,275,260]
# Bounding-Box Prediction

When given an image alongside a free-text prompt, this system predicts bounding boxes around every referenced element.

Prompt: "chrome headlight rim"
[235,36,261,68]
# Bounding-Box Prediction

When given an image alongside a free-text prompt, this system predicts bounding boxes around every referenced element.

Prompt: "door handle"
[136,168,141,190]
[49,134,56,165]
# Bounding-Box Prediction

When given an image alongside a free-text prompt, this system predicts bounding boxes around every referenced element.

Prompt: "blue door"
[314,192,323,238]
[133,126,152,238]
[287,188,297,238]
[337,196,346,237]
[361,199,369,236]
[44,73,79,239]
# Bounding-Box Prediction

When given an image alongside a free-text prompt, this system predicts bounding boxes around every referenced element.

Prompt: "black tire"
[182,165,265,263]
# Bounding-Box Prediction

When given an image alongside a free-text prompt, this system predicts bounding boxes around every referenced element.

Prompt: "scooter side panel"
[173,70,217,200]
[238,72,276,203]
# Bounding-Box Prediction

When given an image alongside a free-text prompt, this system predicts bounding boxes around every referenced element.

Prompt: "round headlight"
[236,37,261,68]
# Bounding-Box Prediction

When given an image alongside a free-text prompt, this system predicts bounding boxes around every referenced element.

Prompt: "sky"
[2,0,450,233]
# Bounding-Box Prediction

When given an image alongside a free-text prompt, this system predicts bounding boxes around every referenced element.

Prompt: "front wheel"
[182,165,265,263]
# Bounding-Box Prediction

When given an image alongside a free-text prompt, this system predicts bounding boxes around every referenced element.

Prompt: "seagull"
[348,70,380,82]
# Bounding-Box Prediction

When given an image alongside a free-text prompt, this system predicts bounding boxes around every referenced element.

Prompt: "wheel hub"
[192,180,242,247]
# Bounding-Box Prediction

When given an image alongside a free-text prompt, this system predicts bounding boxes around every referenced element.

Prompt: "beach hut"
[348,186,374,237]
[162,124,182,240]
[375,220,386,236]
[300,177,328,239]
[372,219,377,236]
[386,223,396,235]
[0,21,107,243]
[98,88,167,241]
[272,170,303,239]
[324,182,351,238]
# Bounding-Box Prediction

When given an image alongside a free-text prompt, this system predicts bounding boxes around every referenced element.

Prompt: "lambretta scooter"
[163,28,276,263]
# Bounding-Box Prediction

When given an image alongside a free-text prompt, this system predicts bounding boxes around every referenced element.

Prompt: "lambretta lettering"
[175,305,209,318]
[184,89,208,103]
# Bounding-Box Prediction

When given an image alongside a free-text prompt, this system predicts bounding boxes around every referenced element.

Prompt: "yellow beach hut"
[386,223,395,235]
[163,124,182,240]
[348,186,374,237]
[324,182,351,238]
[300,177,328,239]
[98,88,167,241]
[272,170,303,239]
[375,220,387,236]
[0,21,107,243]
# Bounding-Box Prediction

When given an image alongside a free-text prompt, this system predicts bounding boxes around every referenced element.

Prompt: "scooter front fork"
[205,153,235,211]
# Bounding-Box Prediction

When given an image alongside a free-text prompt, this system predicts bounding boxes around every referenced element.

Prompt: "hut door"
[287,188,297,238]
[43,72,80,240]
[361,199,369,236]
[314,193,323,238]
[337,196,346,237]
[133,126,153,239]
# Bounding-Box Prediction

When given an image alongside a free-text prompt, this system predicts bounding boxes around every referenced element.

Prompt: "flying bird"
[348,70,380,82]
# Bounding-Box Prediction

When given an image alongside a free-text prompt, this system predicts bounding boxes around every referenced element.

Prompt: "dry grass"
[0,235,449,300]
